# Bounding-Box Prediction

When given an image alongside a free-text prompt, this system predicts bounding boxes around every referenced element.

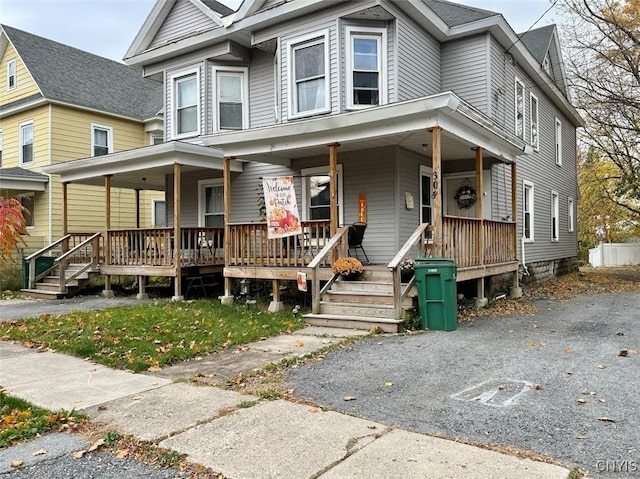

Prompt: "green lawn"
[0,300,304,373]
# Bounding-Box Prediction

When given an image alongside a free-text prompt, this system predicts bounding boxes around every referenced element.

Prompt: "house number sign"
[432,172,439,199]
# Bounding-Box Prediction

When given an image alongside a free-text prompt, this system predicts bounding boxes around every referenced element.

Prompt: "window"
[515,79,525,140]
[289,31,330,117]
[551,191,559,242]
[346,26,387,108]
[151,136,164,145]
[301,165,343,224]
[18,193,35,227]
[7,59,16,90]
[530,94,539,150]
[198,179,224,227]
[91,124,112,156]
[19,121,33,165]
[542,53,551,76]
[152,199,166,227]
[0,129,3,167]
[171,69,200,138]
[523,181,534,241]
[420,166,433,225]
[555,118,562,166]
[568,197,574,233]
[213,67,248,130]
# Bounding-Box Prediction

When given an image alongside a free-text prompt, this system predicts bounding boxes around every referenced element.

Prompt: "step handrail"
[25,235,71,261]
[308,226,349,314]
[387,223,431,321]
[54,232,102,293]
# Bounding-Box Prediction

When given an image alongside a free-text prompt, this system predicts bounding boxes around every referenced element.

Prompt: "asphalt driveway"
[287,292,640,477]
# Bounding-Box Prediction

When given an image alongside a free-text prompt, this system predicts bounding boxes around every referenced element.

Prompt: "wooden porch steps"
[20,263,98,299]
[304,266,417,333]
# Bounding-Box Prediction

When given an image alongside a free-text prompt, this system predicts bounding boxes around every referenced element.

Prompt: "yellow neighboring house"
[0,25,165,251]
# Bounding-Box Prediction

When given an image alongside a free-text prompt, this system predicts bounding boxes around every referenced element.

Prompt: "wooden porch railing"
[308,226,350,314]
[442,216,516,267]
[106,227,225,267]
[55,232,102,293]
[227,220,332,268]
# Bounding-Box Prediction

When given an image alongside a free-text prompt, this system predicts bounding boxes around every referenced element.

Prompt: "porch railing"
[442,216,516,267]
[227,220,332,268]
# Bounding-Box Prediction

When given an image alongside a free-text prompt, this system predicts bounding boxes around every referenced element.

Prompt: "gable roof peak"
[422,0,500,27]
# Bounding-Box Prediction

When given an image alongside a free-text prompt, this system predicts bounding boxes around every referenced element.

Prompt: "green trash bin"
[413,258,457,331]
[22,257,56,289]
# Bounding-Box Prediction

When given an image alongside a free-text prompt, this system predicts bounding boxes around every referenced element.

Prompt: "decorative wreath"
[454,184,477,209]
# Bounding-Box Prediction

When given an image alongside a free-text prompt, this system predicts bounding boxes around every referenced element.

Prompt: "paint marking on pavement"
[451,379,534,407]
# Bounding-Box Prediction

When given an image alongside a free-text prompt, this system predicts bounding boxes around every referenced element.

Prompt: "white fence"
[589,242,640,267]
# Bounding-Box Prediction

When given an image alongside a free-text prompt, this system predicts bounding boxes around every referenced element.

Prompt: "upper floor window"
[213,67,248,130]
[92,124,113,157]
[301,165,343,224]
[551,191,559,242]
[523,180,534,241]
[346,26,387,108]
[0,129,3,167]
[515,78,525,140]
[171,69,200,138]
[555,117,562,166]
[288,31,330,118]
[542,53,551,76]
[530,93,539,151]
[7,59,16,90]
[19,121,33,165]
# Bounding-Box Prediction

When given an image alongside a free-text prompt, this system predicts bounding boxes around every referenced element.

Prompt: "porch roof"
[43,141,244,190]
[0,167,49,192]
[201,92,531,164]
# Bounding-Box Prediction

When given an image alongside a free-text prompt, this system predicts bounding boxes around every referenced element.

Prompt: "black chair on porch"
[348,222,370,264]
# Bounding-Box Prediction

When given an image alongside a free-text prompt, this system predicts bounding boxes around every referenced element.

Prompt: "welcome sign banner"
[262,176,302,239]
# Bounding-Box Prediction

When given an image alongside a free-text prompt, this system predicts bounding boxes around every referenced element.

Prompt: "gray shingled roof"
[518,25,555,64]
[200,0,235,16]
[423,0,499,27]
[1,25,162,121]
[0,167,49,181]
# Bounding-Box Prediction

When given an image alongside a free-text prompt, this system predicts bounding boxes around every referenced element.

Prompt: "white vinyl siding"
[551,191,559,242]
[19,121,33,165]
[441,34,488,113]
[91,124,113,157]
[555,117,562,166]
[212,67,248,131]
[170,68,200,138]
[7,59,16,90]
[288,30,330,118]
[345,26,387,109]
[523,181,534,242]
[515,78,525,140]
[530,93,539,151]
[149,0,216,49]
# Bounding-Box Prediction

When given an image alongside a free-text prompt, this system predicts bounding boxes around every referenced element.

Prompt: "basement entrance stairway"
[21,262,99,299]
[304,266,417,333]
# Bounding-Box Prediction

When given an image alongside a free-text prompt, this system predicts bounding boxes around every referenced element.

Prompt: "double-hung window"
[301,165,343,224]
[171,69,200,138]
[19,121,33,165]
[7,59,16,90]
[152,199,166,227]
[530,94,539,150]
[346,26,387,108]
[213,67,248,130]
[551,191,559,242]
[92,124,112,157]
[289,31,330,117]
[199,179,225,228]
[555,117,562,166]
[523,181,534,241]
[515,79,525,140]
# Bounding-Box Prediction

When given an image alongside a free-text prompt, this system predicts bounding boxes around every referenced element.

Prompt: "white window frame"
[7,59,16,91]
[530,93,539,151]
[542,53,551,76]
[515,78,525,140]
[345,26,387,109]
[19,120,33,165]
[170,68,200,139]
[523,180,534,242]
[151,199,166,227]
[555,117,562,166]
[212,66,249,131]
[198,179,225,227]
[288,30,330,119]
[568,197,574,233]
[551,191,559,242]
[91,123,113,157]
[150,135,164,145]
[18,192,35,228]
[301,165,344,225]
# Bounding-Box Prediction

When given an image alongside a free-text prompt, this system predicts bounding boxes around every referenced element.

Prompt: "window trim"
[551,190,559,242]
[514,78,525,140]
[7,59,16,91]
[18,192,35,228]
[530,93,539,151]
[150,135,164,145]
[198,178,225,227]
[170,68,201,139]
[151,199,166,227]
[287,30,331,119]
[523,180,534,242]
[301,164,344,225]
[91,123,113,157]
[568,197,574,233]
[345,25,387,110]
[19,120,34,165]
[212,66,249,131]
[555,117,562,166]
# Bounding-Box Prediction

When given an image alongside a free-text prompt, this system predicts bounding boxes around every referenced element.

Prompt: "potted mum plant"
[332,257,364,279]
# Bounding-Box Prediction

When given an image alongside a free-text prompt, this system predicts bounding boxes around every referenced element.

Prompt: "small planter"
[401,270,414,283]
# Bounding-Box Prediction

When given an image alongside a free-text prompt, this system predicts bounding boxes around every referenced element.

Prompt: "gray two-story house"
[45,0,583,331]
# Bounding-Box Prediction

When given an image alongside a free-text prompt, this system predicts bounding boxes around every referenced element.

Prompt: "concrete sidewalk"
[0,327,571,479]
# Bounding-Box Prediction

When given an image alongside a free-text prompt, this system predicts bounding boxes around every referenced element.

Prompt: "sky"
[0,0,561,63]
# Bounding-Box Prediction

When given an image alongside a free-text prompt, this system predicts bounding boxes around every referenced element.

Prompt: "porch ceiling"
[202,93,530,166]
[43,141,244,190]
